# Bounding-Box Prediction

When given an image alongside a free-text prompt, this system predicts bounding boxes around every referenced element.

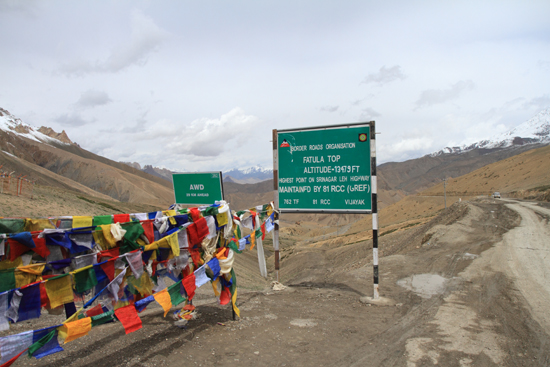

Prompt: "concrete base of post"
[359,296,395,306]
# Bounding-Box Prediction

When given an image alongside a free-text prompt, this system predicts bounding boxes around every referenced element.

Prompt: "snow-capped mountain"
[223,165,273,183]
[0,108,73,146]
[431,109,550,156]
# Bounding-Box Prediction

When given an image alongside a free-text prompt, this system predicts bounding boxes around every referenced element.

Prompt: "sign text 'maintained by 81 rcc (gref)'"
[172,172,224,205]
[277,123,372,213]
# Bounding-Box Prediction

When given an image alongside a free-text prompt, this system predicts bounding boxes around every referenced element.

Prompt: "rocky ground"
[6,198,550,367]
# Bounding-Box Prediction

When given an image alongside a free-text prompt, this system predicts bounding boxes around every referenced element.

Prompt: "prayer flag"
[168,280,186,306]
[15,283,41,322]
[45,274,74,309]
[58,317,92,343]
[114,305,142,334]
[91,310,114,327]
[182,274,196,301]
[92,215,112,226]
[194,265,209,288]
[0,292,9,331]
[72,266,98,293]
[206,258,221,280]
[0,330,33,365]
[113,214,130,224]
[72,216,92,228]
[28,327,63,359]
[0,269,15,293]
[125,251,144,279]
[219,288,231,305]
[153,289,172,317]
[31,236,50,259]
[166,232,180,257]
[10,232,35,248]
[99,259,115,282]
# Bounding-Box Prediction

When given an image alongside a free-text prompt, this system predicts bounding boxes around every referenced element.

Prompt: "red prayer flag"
[6,239,32,261]
[100,259,116,282]
[182,273,196,300]
[31,235,50,259]
[0,348,28,367]
[113,214,130,224]
[261,223,266,240]
[98,248,120,262]
[86,304,104,317]
[189,208,201,222]
[219,288,231,305]
[141,221,154,244]
[114,305,142,334]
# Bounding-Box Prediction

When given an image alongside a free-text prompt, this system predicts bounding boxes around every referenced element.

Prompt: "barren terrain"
[5,197,549,367]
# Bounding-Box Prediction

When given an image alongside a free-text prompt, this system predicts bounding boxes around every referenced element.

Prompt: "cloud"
[415,80,475,108]
[380,136,434,162]
[522,95,550,111]
[358,107,381,121]
[0,0,37,14]
[75,90,112,109]
[320,105,339,113]
[58,10,169,76]
[54,112,95,126]
[362,65,406,86]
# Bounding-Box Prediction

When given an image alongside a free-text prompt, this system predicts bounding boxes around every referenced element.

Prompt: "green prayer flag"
[0,219,25,234]
[91,310,114,327]
[92,215,113,226]
[73,267,98,293]
[167,280,186,306]
[0,268,16,292]
[27,329,56,357]
[202,207,218,217]
[226,240,242,254]
[230,268,237,297]
[120,222,144,254]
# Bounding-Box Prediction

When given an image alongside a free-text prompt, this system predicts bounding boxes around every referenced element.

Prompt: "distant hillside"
[0,108,174,206]
[422,144,550,199]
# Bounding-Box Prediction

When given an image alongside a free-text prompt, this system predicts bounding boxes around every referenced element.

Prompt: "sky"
[1,0,549,172]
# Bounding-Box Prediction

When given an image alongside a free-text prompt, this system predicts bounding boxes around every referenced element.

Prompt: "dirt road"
[499,200,550,335]
[10,199,550,366]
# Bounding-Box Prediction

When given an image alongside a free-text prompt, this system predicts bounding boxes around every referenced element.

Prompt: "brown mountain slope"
[378,144,547,195]
[0,129,174,206]
[422,144,550,198]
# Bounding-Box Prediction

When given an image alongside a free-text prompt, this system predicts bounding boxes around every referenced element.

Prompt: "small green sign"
[172,172,224,205]
[277,123,372,213]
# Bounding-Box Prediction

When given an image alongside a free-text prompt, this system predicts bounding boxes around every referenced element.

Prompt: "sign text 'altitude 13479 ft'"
[276,123,372,213]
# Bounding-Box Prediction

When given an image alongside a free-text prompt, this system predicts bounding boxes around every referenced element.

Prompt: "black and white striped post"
[370,122,379,299]
[272,129,280,282]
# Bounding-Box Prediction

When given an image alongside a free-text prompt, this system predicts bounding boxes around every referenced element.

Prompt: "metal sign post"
[273,122,379,298]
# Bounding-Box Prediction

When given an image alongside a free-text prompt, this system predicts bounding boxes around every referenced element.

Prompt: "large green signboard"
[172,172,224,205]
[276,123,372,213]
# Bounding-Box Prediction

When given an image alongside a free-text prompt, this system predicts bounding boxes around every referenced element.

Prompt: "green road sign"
[172,172,224,205]
[276,123,372,213]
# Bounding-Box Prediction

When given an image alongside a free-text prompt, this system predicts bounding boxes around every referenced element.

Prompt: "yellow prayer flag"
[216,212,228,227]
[166,232,180,257]
[45,274,74,308]
[231,288,240,318]
[24,218,55,232]
[59,317,92,343]
[73,216,93,228]
[249,231,256,250]
[153,289,172,317]
[211,278,221,297]
[17,263,46,275]
[0,257,22,270]
[163,210,177,225]
[99,224,118,248]
[15,264,45,288]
